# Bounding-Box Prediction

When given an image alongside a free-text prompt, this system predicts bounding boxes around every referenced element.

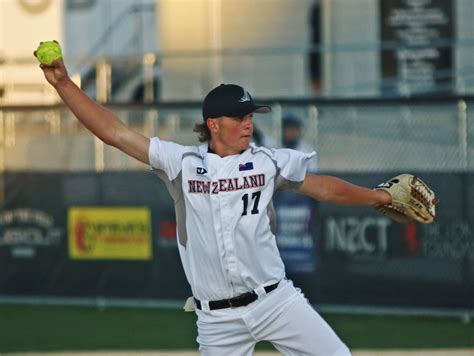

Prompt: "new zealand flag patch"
[239,162,254,171]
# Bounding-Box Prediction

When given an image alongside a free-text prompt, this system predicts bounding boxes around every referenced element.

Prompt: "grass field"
[0,305,472,353]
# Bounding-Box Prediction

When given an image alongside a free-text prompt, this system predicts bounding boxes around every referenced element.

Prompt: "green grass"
[0,305,472,353]
[325,313,474,350]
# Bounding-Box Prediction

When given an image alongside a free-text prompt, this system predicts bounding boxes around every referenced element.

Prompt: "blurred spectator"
[309,0,322,95]
[252,124,277,148]
[251,114,317,171]
[282,114,317,172]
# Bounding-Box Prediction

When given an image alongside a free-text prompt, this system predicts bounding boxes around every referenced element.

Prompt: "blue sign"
[274,191,317,273]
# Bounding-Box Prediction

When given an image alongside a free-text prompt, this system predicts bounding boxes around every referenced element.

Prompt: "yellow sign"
[68,207,152,260]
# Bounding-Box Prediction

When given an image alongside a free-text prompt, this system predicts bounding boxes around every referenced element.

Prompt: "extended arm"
[37,55,150,165]
[297,174,392,206]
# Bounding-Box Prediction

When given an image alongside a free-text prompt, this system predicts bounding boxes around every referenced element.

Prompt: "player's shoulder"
[249,143,278,161]
[149,137,203,173]
[250,142,272,154]
[295,141,316,155]
[250,143,312,160]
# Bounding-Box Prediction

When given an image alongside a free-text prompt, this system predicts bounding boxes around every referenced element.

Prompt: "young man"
[38,55,391,355]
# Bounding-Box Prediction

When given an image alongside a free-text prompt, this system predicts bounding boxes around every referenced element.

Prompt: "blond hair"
[193,122,211,142]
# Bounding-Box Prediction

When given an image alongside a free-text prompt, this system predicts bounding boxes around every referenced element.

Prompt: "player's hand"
[374,189,392,206]
[34,50,69,88]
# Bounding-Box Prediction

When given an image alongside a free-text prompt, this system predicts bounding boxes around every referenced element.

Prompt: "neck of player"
[209,140,249,157]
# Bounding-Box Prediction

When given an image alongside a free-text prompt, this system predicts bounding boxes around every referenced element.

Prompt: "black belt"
[194,281,280,310]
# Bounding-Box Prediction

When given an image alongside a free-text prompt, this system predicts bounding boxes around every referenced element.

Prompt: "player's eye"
[233,114,253,122]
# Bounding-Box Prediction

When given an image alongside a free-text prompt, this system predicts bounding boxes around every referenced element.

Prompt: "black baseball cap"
[202,84,271,120]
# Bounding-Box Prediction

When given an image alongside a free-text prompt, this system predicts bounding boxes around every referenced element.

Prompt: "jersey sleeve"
[273,148,316,191]
[148,137,186,180]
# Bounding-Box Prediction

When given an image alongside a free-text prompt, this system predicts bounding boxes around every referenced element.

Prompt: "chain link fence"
[0,97,472,173]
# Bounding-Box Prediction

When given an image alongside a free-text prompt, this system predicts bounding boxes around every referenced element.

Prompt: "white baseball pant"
[196,279,351,356]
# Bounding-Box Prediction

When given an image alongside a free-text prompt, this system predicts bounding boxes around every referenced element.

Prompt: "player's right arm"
[37,57,150,165]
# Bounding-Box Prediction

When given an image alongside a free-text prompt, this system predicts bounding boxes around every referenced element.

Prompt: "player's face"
[209,113,254,156]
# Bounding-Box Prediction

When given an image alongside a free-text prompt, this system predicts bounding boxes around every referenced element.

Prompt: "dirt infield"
[6,350,474,356]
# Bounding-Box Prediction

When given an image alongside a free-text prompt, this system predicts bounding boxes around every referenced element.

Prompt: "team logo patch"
[197,167,208,175]
[238,90,251,103]
[239,162,254,171]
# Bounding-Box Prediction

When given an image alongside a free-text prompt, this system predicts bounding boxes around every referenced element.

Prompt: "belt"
[194,281,280,310]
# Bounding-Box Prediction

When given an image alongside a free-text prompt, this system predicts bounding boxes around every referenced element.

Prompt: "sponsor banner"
[380,0,454,95]
[324,215,393,259]
[319,212,474,307]
[1,171,472,309]
[421,220,474,260]
[68,207,152,260]
[274,191,317,273]
[323,216,474,262]
[0,208,63,258]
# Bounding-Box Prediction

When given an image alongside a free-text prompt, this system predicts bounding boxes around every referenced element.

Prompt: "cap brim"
[207,105,272,119]
[253,105,272,114]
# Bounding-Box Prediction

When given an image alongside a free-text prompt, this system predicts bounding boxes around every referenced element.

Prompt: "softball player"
[38,56,391,355]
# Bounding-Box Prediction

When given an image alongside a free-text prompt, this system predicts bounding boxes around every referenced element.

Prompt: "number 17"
[241,191,261,216]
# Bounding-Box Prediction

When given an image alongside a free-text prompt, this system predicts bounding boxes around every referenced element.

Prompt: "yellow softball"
[35,41,62,66]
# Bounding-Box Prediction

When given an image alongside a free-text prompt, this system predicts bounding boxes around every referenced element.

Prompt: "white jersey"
[148,137,315,302]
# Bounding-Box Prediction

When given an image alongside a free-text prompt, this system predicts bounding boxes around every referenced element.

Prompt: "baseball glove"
[375,174,438,224]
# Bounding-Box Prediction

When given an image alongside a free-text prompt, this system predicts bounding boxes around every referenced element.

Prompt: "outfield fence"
[0,97,473,317]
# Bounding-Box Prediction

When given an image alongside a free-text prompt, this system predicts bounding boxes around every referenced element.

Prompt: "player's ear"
[207,118,218,133]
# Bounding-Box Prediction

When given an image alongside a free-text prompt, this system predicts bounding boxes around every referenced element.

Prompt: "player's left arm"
[297,174,391,206]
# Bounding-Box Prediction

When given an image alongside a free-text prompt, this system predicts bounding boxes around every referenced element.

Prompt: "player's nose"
[244,120,253,134]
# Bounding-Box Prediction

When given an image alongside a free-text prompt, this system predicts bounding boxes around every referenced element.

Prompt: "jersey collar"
[204,142,247,156]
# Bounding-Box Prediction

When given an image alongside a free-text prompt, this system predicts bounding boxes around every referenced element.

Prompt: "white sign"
[0,208,63,258]
[325,216,391,256]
